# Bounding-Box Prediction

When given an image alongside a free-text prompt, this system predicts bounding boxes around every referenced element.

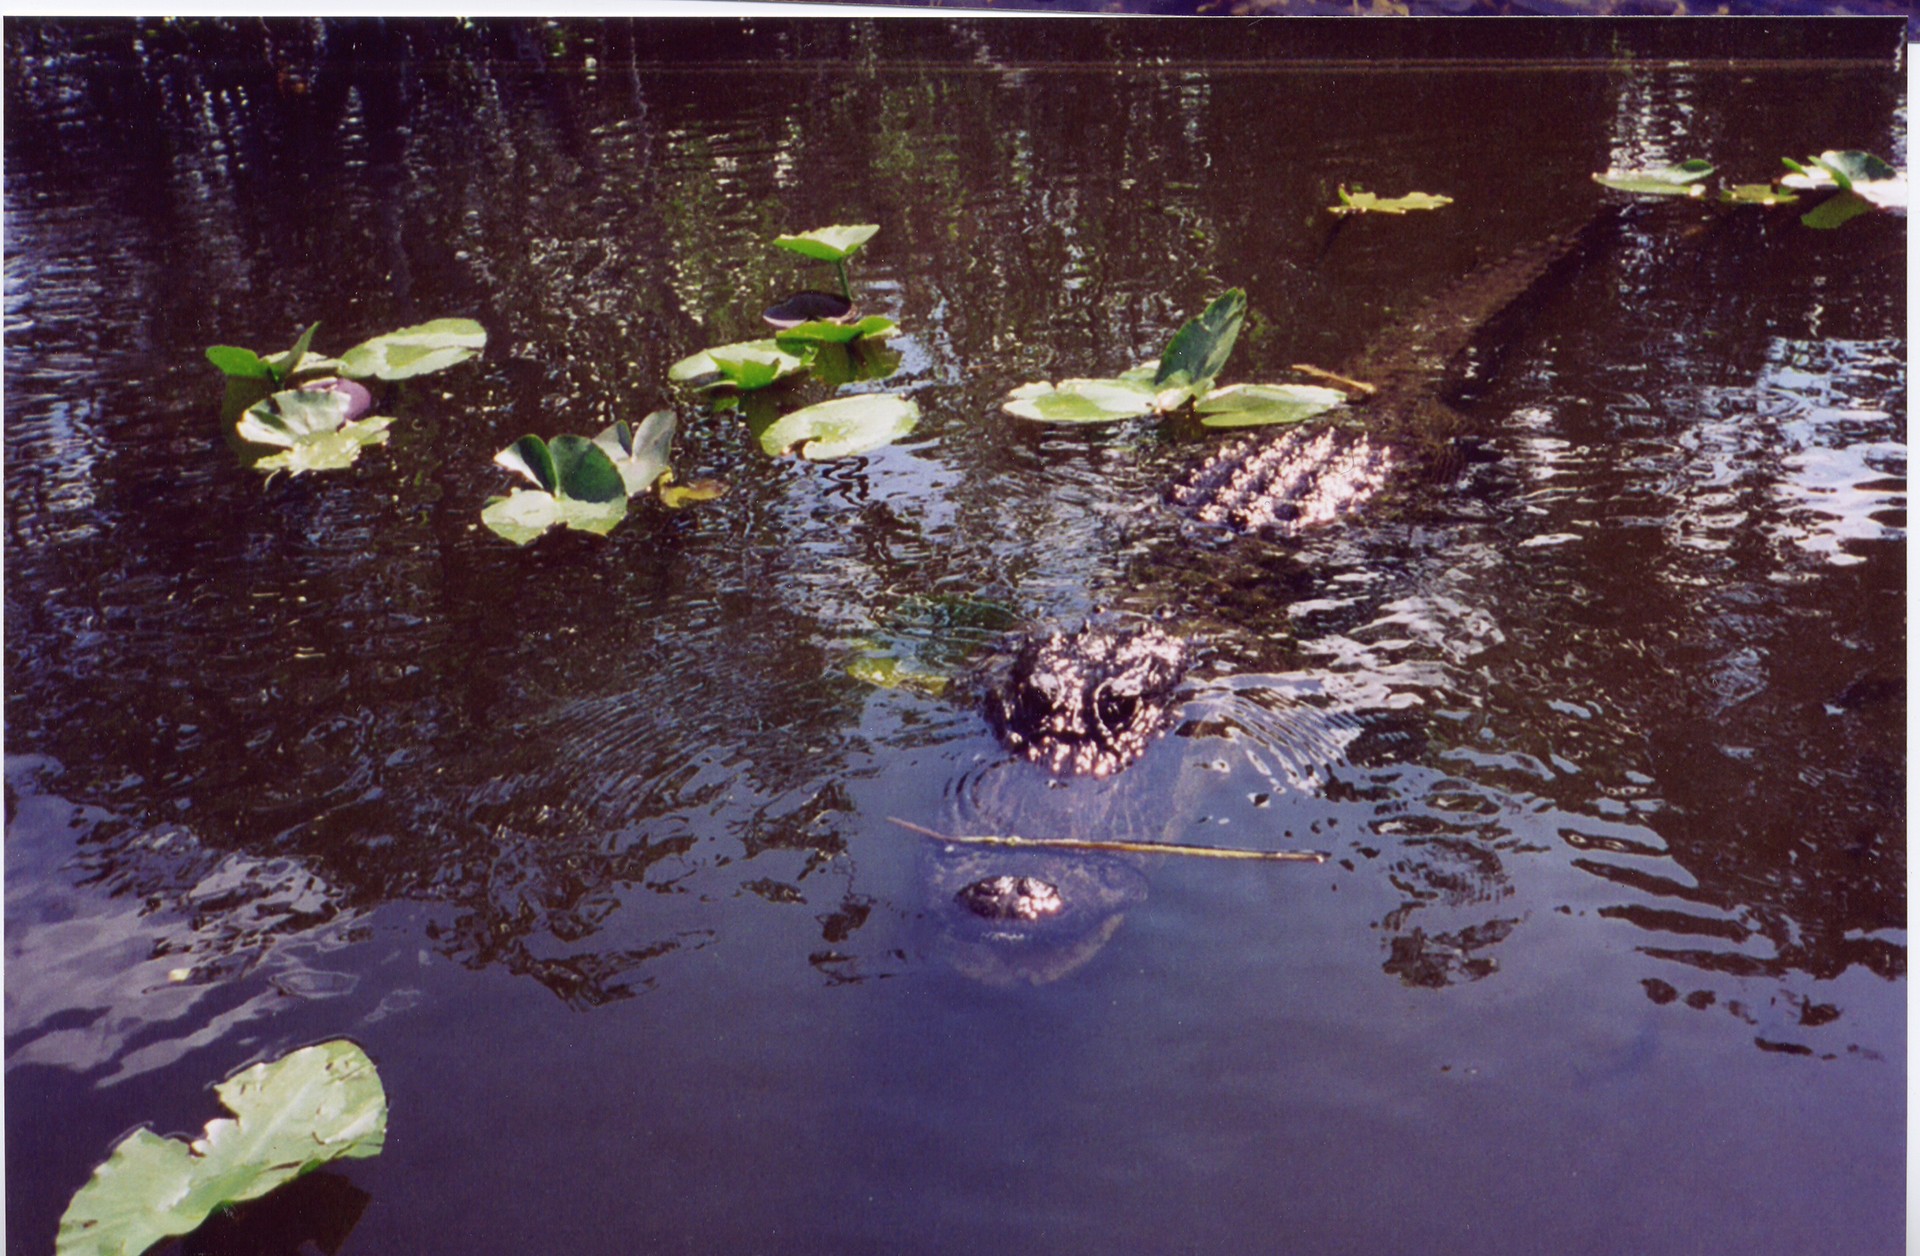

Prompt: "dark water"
[4,19,1905,1255]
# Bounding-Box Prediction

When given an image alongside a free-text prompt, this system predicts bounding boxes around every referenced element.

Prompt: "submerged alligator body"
[933,206,1631,983]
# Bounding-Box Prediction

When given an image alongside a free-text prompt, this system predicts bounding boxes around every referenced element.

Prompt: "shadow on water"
[3,17,1904,1256]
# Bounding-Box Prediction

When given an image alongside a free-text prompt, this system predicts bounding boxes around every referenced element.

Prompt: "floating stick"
[1289,362,1377,398]
[888,817,1328,864]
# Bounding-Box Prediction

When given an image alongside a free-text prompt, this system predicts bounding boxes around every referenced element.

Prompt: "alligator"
[926,204,1634,984]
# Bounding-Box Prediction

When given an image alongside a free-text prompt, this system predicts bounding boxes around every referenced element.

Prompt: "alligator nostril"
[957,876,1064,922]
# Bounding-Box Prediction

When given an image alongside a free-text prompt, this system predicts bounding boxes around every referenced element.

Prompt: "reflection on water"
[4,18,1904,1256]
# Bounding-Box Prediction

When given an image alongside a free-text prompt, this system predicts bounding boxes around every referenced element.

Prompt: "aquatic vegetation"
[1591,159,1715,197]
[757,393,920,461]
[1003,289,1348,429]
[773,223,879,301]
[1329,186,1455,215]
[1592,150,1904,230]
[234,384,395,480]
[208,319,487,476]
[56,1040,386,1256]
[482,412,722,544]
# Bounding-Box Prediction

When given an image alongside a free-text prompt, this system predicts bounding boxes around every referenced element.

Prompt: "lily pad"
[773,315,898,346]
[338,318,487,381]
[1781,151,1905,210]
[1001,376,1159,424]
[1194,382,1349,429]
[657,473,729,509]
[1721,183,1799,207]
[848,652,952,697]
[1799,190,1876,231]
[1156,289,1247,390]
[773,224,880,263]
[207,322,320,385]
[669,339,813,391]
[233,387,394,478]
[1591,160,1714,197]
[55,1040,386,1256]
[593,410,677,497]
[1330,187,1455,215]
[483,433,630,544]
[758,393,920,460]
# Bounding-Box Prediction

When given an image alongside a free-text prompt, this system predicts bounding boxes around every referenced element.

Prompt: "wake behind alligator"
[935,205,1630,982]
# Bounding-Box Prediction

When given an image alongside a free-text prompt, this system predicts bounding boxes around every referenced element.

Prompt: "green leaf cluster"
[1592,150,1904,230]
[209,319,487,478]
[1002,289,1348,431]
[482,410,716,545]
[56,1040,386,1256]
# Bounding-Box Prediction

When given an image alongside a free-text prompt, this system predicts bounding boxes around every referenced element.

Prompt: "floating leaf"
[848,653,951,697]
[774,315,898,346]
[1721,183,1799,206]
[1194,382,1349,429]
[55,1040,385,1256]
[669,339,812,391]
[1799,190,1875,231]
[484,434,630,544]
[338,318,486,381]
[773,224,880,263]
[1591,160,1714,197]
[1156,289,1246,389]
[233,387,394,477]
[481,488,626,545]
[264,322,320,382]
[759,393,920,460]
[1330,187,1455,215]
[593,410,677,497]
[1781,151,1904,210]
[1001,376,1159,424]
[657,473,729,509]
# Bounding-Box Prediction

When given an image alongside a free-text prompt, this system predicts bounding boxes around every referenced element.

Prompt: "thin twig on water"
[887,817,1329,864]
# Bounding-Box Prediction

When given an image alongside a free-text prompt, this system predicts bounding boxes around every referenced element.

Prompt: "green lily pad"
[484,433,630,544]
[1591,160,1714,197]
[669,339,813,391]
[1721,183,1799,206]
[233,387,394,477]
[657,473,729,509]
[1001,376,1159,424]
[593,410,677,497]
[205,344,276,381]
[848,652,951,697]
[1330,187,1455,215]
[1194,382,1349,429]
[1799,190,1876,231]
[480,488,627,544]
[55,1040,386,1256]
[338,318,487,381]
[773,224,880,263]
[773,315,898,346]
[1781,151,1904,211]
[1156,289,1247,390]
[758,393,920,460]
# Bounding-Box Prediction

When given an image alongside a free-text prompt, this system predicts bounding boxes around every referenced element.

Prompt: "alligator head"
[980,620,1190,779]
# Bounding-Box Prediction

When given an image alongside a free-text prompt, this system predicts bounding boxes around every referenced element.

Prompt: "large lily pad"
[483,433,630,544]
[773,224,880,263]
[55,1040,386,1256]
[338,318,487,381]
[1591,160,1714,197]
[773,315,898,346]
[1156,289,1247,389]
[1781,151,1905,211]
[1330,187,1454,215]
[1194,382,1349,429]
[758,393,920,460]
[233,387,394,478]
[1001,376,1159,424]
[593,410,677,497]
[669,339,813,391]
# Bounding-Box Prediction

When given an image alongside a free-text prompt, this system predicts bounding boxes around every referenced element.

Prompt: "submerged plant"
[56,1040,386,1256]
[208,318,487,477]
[1002,289,1348,429]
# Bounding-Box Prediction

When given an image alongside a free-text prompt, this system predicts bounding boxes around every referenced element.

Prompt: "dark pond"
[4,18,1905,1255]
